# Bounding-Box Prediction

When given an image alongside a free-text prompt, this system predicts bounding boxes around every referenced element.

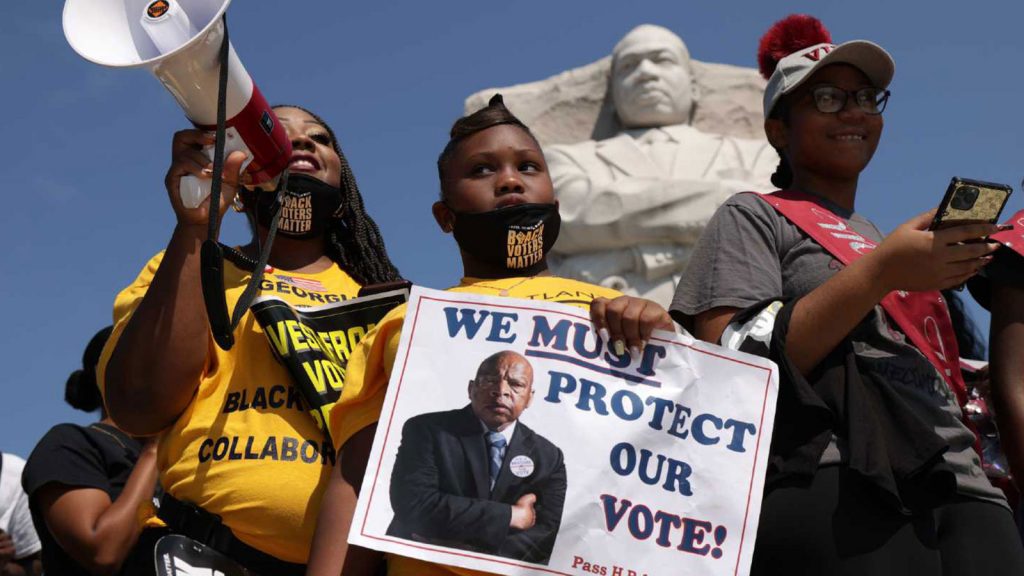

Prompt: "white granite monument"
[466,25,778,305]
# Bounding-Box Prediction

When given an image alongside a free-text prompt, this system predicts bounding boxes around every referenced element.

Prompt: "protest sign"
[251,287,408,447]
[350,286,778,576]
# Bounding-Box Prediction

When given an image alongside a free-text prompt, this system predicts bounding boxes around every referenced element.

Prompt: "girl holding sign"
[671,14,1023,575]
[307,95,675,576]
[98,105,401,575]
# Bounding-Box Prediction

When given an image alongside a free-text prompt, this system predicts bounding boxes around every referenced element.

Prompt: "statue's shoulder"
[729,133,773,150]
[544,137,607,174]
[669,125,773,160]
[661,123,727,147]
[545,136,602,157]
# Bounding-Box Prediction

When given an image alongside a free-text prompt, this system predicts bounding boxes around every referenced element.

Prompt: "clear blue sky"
[3,0,1021,458]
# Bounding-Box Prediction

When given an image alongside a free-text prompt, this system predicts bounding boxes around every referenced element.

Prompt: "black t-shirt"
[987,247,1024,285]
[21,423,145,576]
[968,247,1024,310]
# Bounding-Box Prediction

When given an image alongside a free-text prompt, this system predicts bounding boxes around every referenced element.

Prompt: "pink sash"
[991,209,1024,258]
[754,190,969,409]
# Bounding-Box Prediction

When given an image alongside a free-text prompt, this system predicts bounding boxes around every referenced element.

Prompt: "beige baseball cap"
[763,40,895,117]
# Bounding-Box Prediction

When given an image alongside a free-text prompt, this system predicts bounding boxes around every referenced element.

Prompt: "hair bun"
[64,326,113,413]
[65,369,103,412]
[757,14,832,80]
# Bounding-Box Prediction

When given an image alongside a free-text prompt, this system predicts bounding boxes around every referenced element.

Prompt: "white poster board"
[351,286,778,576]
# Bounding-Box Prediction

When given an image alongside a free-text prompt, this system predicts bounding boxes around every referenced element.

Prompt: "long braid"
[274,105,401,285]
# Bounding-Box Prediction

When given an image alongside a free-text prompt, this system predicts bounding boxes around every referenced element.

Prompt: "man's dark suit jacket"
[387,405,567,565]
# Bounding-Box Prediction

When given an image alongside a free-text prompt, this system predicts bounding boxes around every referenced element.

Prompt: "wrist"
[855,250,894,300]
[172,223,208,242]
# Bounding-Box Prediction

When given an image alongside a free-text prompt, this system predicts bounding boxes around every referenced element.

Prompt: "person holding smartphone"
[670,14,1023,574]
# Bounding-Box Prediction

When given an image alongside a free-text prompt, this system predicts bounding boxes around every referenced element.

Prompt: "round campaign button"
[509,455,535,478]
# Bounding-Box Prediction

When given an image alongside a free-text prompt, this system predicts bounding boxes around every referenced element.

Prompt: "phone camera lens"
[951,186,980,210]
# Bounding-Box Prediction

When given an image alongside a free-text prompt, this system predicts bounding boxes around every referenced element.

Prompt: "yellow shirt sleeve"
[330,302,408,450]
[96,251,164,410]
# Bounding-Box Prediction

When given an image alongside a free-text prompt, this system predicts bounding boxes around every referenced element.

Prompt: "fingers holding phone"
[873,215,999,293]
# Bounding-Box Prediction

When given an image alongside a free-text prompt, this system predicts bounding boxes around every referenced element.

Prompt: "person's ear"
[433,201,455,234]
[525,387,534,409]
[467,380,474,399]
[765,118,787,150]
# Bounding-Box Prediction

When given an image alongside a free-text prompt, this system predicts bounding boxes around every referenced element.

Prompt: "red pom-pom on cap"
[757,15,832,80]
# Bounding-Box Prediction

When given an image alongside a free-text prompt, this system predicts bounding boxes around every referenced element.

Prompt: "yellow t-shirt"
[331,275,622,576]
[98,251,361,564]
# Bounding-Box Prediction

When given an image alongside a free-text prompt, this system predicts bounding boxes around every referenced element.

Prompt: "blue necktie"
[486,431,507,490]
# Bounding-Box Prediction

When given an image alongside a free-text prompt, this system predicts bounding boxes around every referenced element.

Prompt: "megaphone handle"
[178,130,253,209]
[180,175,212,210]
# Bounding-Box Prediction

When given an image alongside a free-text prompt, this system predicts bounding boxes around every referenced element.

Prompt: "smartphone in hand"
[930,177,1012,231]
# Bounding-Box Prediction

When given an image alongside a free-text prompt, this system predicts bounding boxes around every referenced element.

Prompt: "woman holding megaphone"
[98,105,401,575]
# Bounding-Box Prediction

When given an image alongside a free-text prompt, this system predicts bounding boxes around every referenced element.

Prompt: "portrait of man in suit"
[387,350,567,565]
[545,24,778,305]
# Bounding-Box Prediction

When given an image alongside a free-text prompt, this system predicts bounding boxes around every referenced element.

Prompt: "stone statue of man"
[545,24,778,305]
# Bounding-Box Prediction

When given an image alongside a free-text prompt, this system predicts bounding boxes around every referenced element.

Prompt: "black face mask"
[451,203,561,276]
[245,173,344,239]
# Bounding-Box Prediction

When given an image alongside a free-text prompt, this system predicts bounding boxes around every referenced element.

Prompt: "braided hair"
[273,105,401,285]
[436,94,538,199]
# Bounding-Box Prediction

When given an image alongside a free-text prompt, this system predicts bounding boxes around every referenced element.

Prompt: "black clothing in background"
[751,465,1024,576]
[22,423,153,576]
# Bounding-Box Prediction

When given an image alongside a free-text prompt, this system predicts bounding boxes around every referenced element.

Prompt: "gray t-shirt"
[672,192,1005,506]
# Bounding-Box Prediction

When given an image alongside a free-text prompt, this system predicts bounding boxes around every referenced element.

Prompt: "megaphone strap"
[200,241,231,347]
[202,211,282,349]
[206,14,230,243]
[198,15,285,351]
[229,175,285,330]
[203,180,286,350]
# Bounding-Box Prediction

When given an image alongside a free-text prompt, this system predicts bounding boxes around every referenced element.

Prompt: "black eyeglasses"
[809,86,890,115]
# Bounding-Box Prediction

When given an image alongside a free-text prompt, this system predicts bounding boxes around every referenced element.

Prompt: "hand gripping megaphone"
[63,0,292,208]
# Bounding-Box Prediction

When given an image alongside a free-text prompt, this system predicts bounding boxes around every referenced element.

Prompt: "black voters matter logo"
[506,223,545,269]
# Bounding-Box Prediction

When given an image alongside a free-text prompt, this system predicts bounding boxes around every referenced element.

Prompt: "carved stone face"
[611,25,694,128]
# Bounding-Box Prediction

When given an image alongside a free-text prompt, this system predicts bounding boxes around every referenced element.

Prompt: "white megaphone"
[63,0,292,208]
